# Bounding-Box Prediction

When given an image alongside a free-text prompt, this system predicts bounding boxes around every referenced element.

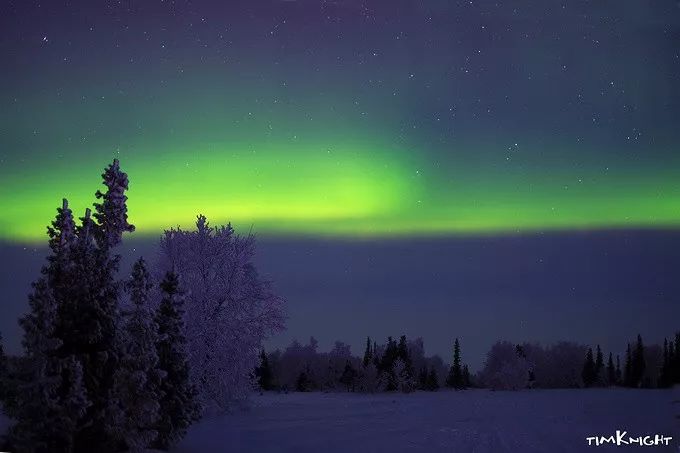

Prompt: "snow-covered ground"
[174,388,679,453]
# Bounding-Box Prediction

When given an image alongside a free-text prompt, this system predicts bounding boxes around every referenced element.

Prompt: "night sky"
[1,1,679,367]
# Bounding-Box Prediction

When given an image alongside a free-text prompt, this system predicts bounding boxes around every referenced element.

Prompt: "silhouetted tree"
[340,361,358,392]
[594,345,604,386]
[615,355,622,386]
[112,258,163,450]
[426,366,439,391]
[624,344,633,387]
[581,347,596,387]
[153,271,200,450]
[363,336,372,367]
[631,334,645,388]
[606,353,616,386]
[256,349,274,391]
[446,338,464,389]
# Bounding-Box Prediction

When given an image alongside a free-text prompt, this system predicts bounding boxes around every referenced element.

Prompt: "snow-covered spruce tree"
[6,200,91,452]
[94,158,135,249]
[480,341,530,390]
[581,347,596,387]
[392,358,415,393]
[154,271,199,451]
[159,215,285,411]
[255,349,274,391]
[446,338,464,389]
[362,336,372,367]
[339,361,358,392]
[111,257,163,451]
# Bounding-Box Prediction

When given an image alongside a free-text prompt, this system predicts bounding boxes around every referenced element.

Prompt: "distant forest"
[255,332,680,393]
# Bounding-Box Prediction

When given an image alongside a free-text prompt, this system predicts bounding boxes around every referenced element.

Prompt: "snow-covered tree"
[6,200,93,452]
[480,341,530,390]
[446,338,464,389]
[357,363,379,393]
[255,349,274,391]
[392,358,415,393]
[426,366,440,391]
[339,361,358,392]
[111,258,162,451]
[93,158,135,249]
[8,276,90,452]
[159,215,285,410]
[362,336,372,367]
[154,271,199,450]
[582,347,596,387]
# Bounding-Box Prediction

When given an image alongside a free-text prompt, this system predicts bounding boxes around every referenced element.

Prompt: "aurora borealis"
[1,0,680,242]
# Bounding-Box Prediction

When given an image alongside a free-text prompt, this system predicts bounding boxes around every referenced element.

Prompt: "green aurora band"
[2,135,680,243]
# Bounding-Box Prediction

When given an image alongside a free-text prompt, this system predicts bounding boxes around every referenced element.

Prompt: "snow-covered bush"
[480,341,530,390]
[159,215,285,411]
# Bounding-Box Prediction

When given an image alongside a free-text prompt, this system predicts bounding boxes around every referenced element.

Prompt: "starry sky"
[1,1,680,365]
[2,0,680,241]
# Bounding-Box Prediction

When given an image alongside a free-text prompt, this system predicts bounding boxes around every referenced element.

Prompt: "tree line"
[254,332,680,394]
[0,160,284,452]
[255,336,473,394]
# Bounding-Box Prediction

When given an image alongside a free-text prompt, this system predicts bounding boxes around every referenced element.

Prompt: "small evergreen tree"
[7,200,91,452]
[153,271,200,451]
[296,370,311,392]
[363,336,372,368]
[669,340,677,384]
[594,345,604,386]
[256,349,274,391]
[111,258,162,451]
[339,361,358,392]
[581,347,596,387]
[624,344,632,387]
[446,338,464,389]
[668,332,680,384]
[631,334,645,388]
[93,158,135,249]
[615,355,622,385]
[426,366,439,391]
[606,353,616,386]
[418,366,428,390]
[462,364,472,388]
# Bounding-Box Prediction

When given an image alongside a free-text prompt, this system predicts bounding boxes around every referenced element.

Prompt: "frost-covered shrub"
[159,215,285,411]
[480,341,530,390]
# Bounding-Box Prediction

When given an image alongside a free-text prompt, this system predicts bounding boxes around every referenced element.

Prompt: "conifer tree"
[624,344,632,387]
[669,340,677,384]
[256,349,274,391]
[669,332,680,384]
[426,366,439,391]
[380,337,399,391]
[631,334,645,388]
[363,336,372,368]
[7,201,91,452]
[340,361,358,392]
[660,338,670,388]
[153,271,200,450]
[606,353,616,386]
[615,355,622,385]
[418,366,428,390]
[94,158,135,249]
[446,338,464,389]
[112,258,162,451]
[581,347,596,387]
[595,345,604,386]
[462,364,472,388]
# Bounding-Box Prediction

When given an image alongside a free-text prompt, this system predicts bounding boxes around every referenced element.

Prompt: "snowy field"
[174,389,680,453]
